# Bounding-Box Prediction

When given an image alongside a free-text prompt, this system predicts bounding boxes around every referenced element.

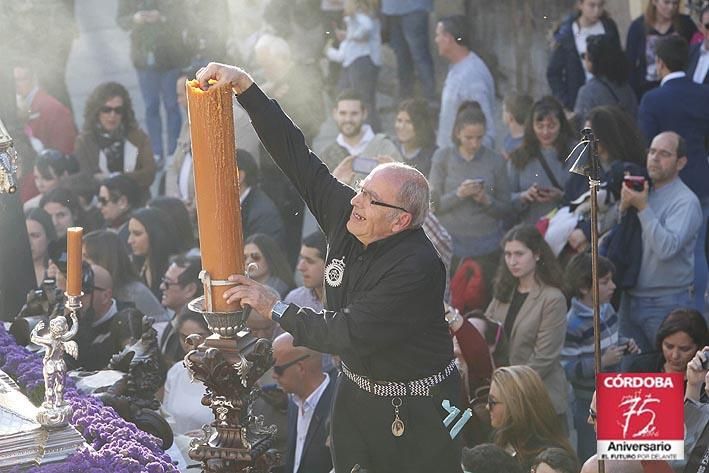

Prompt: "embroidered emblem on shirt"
[325,256,346,287]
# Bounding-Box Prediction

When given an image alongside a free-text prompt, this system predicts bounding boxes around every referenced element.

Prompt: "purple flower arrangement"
[0,325,178,472]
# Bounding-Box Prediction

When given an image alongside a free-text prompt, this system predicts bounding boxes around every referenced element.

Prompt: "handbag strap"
[537,151,564,190]
[597,78,620,104]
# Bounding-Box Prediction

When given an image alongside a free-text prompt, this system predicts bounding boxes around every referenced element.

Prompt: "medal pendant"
[391,397,404,437]
[391,417,405,437]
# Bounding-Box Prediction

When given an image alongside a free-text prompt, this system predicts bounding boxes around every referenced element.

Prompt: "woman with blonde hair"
[487,365,577,471]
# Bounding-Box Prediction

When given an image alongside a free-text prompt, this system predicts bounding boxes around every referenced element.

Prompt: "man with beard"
[320,89,401,184]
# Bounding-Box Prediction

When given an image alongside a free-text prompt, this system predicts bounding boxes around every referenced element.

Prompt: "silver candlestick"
[30,293,81,428]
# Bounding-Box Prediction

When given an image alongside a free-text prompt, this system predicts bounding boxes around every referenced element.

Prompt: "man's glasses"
[588,408,597,422]
[355,185,409,213]
[100,105,125,115]
[273,354,309,376]
[160,277,181,289]
[245,252,262,262]
[97,196,112,206]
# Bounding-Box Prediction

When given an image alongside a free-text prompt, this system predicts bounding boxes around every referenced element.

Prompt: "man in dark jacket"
[197,63,463,473]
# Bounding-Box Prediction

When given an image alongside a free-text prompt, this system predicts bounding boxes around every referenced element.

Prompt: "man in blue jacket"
[638,35,709,312]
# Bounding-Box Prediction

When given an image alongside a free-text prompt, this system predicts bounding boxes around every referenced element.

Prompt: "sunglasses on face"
[273,354,309,376]
[160,277,181,289]
[589,408,597,421]
[100,105,125,115]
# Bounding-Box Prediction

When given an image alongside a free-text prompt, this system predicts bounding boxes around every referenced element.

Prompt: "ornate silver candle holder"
[30,293,81,428]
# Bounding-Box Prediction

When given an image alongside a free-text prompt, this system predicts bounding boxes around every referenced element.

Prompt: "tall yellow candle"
[186,80,244,312]
[66,227,83,296]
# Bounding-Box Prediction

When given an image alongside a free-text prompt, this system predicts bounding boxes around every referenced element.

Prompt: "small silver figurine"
[30,313,79,427]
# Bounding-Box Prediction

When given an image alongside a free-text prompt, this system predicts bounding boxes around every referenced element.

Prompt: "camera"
[623,175,645,192]
[47,236,68,274]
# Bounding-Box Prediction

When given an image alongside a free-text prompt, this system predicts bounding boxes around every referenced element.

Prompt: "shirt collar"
[294,372,330,412]
[661,71,686,86]
[240,186,252,204]
[336,125,375,157]
[92,299,118,327]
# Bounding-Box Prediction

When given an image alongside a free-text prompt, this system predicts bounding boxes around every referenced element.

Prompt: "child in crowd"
[326,0,382,131]
[501,93,533,160]
[561,252,640,462]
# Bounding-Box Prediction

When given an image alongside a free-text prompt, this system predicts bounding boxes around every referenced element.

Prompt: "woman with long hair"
[127,208,179,298]
[74,81,156,190]
[393,98,437,177]
[486,225,569,418]
[574,34,638,124]
[626,0,698,98]
[147,196,195,253]
[547,0,621,112]
[508,97,576,225]
[244,233,295,298]
[25,207,57,287]
[23,148,79,211]
[83,229,167,322]
[429,102,513,289]
[561,105,647,253]
[39,187,92,238]
[487,365,577,470]
[626,308,709,376]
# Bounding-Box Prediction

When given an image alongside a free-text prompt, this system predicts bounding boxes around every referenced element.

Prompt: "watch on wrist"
[444,307,462,326]
[271,300,290,323]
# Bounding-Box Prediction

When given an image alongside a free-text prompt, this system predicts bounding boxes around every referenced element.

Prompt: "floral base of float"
[0,324,178,472]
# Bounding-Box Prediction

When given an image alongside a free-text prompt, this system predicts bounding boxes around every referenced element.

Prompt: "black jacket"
[547,14,620,110]
[241,187,286,250]
[688,43,709,85]
[238,85,454,381]
[117,0,190,70]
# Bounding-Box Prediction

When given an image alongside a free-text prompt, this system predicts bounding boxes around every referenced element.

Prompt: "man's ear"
[117,194,129,209]
[185,281,198,298]
[392,212,412,232]
[677,155,688,172]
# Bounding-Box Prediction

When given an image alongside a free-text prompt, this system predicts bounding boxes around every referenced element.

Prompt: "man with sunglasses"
[198,63,461,473]
[271,333,334,473]
[156,254,202,366]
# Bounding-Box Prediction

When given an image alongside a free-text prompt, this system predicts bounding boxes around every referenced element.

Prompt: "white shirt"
[162,361,214,435]
[693,44,709,84]
[293,373,330,473]
[572,20,606,81]
[660,70,686,86]
[92,299,118,328]
[336,124,375,157]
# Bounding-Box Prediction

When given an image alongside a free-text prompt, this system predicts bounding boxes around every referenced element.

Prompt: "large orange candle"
[66,227,83,296]
[186,80,244,312]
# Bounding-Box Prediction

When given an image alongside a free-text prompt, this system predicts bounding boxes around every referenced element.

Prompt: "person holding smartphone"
[429,102,513,292]
[618,131,702,353]
[508,97,576,225]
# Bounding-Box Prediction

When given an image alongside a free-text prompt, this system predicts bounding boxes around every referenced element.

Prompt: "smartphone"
[624,175,646,192]
[352,157,379,175]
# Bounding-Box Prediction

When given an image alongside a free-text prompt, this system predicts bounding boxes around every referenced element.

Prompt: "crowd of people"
[10,0,709,472]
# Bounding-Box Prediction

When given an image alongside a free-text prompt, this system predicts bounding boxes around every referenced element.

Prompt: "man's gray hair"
[379,162,430,228]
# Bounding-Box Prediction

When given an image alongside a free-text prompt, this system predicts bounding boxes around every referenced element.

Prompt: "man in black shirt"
[197,63,463,473]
